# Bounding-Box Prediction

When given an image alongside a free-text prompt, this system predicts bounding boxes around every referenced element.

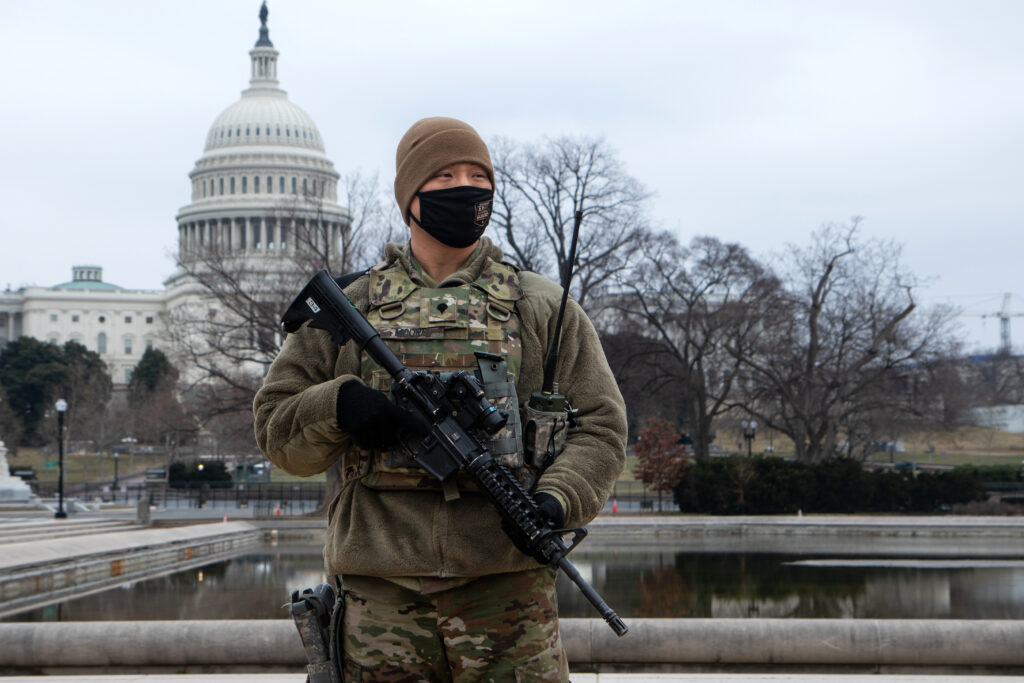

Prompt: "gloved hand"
[502,491,566,563]
[336,380,428,451]
[533,491,566,530]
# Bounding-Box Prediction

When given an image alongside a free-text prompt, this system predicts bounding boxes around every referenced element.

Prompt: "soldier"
[254,117,627,681]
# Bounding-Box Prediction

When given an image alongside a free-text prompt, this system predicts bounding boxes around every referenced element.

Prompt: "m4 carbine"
[281,269,628,637]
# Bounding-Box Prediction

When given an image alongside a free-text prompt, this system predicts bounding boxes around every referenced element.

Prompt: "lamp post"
[113,451,120,489]
[741,419,757,457]
[54,399,68,519]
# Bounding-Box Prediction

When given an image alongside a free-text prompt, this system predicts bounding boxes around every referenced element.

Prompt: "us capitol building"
[0,5,348,385]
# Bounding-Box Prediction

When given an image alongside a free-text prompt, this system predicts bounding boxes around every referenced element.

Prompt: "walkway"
[0,521,260,618]
[0,675,1021,682]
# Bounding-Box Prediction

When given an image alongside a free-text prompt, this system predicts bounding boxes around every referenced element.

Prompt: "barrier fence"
[30,479,671,515]
[33,481,326,515]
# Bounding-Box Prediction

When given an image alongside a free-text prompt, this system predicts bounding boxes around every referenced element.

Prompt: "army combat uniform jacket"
[253,238,627,579]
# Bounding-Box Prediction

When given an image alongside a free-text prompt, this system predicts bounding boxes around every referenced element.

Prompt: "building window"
[230,177,236,194]
[124,315,132,323]
[220,177,224,195]
[267,176,272,193]
[124,338,133,355]
[146,316,153,324]
[72,314,79,323]
[302,178,307,194]
[241,176,247,193]
[49,313,57,322]
[49,337,58,344]
[292,177,297,194]
[125,368,133,383]
[279,176,284,193]
[145,339,153,350]
[254,176,259,194]
[98,315,106,323]
[97,332,107,354]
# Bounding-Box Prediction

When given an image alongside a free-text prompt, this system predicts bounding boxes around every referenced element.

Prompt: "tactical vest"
[357,256,525,491]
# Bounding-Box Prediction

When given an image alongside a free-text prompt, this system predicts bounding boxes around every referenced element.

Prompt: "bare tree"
[730,220,957,464]
[489,136,653,311]
[274,169,400,275]
[168,169,397,464]
[613,232,778,460]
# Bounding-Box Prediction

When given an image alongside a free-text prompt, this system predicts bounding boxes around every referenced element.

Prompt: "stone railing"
[2,618,1023,673]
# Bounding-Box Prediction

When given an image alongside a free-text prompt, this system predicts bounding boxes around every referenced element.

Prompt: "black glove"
[502,491,565,563]
[534,491,566,530]
[336,380,428,451]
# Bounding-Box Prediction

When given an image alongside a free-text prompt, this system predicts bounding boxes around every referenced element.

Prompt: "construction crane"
[979,293,1024,354]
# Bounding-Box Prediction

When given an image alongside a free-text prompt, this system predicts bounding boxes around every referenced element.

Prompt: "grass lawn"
[3,447,163,485]
[270,469,326,483]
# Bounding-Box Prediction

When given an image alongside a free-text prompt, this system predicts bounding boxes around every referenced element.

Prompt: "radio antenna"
[542,210,583,394]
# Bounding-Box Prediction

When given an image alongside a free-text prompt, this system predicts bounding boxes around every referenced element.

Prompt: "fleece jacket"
[253,237,627,579]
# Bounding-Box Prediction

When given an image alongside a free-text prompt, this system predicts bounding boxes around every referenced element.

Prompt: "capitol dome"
[172,2,348,278]
[204,95,324,153]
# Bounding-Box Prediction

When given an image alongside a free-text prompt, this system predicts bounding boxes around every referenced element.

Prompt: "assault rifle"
[281,269,628,637]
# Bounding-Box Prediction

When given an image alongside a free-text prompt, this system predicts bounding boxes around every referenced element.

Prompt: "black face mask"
[411,185,494,248]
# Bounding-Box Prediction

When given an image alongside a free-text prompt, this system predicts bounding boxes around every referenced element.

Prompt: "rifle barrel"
[557,555,628,636]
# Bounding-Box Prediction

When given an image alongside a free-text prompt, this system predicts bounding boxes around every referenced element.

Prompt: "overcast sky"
[2,0,1021,353]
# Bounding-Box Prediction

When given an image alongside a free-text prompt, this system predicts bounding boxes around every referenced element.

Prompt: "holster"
[289,583,344,683]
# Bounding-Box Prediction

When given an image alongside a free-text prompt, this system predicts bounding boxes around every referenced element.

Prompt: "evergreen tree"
[0,338,68,442]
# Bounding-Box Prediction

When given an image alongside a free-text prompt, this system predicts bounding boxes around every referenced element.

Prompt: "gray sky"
[2,0,1021,353]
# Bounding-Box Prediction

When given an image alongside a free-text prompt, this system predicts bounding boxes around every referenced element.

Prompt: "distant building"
[0,266,165,385]
[0,5,346,385]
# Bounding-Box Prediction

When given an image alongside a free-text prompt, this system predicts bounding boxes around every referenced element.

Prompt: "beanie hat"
[394,117,494,223]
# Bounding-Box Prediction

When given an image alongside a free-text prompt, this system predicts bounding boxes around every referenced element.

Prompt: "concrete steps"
[0,519,141,544]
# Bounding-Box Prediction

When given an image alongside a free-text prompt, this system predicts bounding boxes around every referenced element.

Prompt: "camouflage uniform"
[341,569,567,682]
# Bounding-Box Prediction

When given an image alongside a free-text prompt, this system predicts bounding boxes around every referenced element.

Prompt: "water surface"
[8,537,1024,621]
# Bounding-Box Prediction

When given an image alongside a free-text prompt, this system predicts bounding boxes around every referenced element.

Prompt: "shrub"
[672,456,987,515]
[168,460,233,489]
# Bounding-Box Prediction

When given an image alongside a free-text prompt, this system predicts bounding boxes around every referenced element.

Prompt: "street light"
[54,398,68,519]
[741,419,758,458]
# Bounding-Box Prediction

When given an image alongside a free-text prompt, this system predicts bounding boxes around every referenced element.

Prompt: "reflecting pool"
[7,538,1024,621]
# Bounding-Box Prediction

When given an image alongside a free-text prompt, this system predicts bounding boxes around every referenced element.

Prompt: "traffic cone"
[612,498,618,515]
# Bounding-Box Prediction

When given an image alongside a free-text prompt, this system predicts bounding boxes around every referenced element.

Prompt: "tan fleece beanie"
[394,117,495,223]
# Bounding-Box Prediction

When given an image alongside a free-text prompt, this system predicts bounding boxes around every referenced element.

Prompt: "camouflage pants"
[340,568,569,682]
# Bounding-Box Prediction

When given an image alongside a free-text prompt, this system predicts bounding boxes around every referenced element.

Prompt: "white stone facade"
[5,269,168,385]
[0,7,348,385]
